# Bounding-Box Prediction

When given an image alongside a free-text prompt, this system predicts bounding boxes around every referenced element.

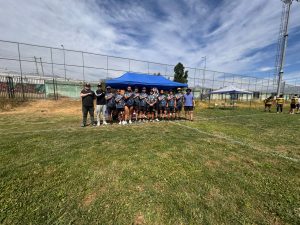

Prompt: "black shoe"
[81,123,86,127]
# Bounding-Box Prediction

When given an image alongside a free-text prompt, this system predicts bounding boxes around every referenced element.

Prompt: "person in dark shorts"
[184,88,195,121]
[167,89,176,120]
[264,96,273,112]
[133,87,140,121]
[95,83,107,126]
[146,89,157,122]
[276,94,284,113]
[115,89,126,125]
[175,88,184,119]
[80,83,96,127]
[152,87,160,121]
[105,86,115,122]
[290,94,298,114]
[124,86,134,124]
[158,89,167,120]
[139,87,148,122]
[297,96,300,114]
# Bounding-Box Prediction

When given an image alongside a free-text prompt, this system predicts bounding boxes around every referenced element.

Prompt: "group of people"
[80,83,195,127]
[264,94,300,114]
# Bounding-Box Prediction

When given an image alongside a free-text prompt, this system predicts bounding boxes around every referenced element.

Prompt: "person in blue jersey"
[105,86,115,123]
[124,86,134,124]
[133,87,140,122]
[175,88,184,120]
[139,87,148,122]
[158,89,167,120]
[183,88,195,121]
[115,89,126,125]
[167,89,176,120]
[146,89,157,122]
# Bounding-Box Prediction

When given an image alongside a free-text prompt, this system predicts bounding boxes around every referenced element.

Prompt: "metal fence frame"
[0,39,299,101]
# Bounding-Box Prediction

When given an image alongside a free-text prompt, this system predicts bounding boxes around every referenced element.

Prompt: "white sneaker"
[122,121,127,125]
[97,122,100,126]
[155,118,159,122]
[119,121,122,125]
[129,120,132,124]
[103,121,108,125]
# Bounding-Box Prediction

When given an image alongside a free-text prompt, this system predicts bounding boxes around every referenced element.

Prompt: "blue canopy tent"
[105,72,188,90]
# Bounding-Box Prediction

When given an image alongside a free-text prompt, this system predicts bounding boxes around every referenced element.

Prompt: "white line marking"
[170,121,299,163]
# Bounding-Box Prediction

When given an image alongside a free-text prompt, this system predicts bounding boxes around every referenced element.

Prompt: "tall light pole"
[61,44,66,80]
[275,0,299,96]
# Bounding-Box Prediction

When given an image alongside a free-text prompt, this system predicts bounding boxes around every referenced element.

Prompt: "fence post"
[50,48,57,100]
[148,62,150,74]
[82,52,85,82]
[128,59,131,72]
[106,56,109,78]
[17,43,25,100]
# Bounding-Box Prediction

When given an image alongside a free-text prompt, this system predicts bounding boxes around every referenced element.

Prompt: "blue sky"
[0,0,299,81]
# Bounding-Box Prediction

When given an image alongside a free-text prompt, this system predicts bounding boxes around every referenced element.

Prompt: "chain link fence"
[0,39,299,101]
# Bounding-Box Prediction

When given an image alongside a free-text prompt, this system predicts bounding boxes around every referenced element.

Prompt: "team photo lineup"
[80,83,195,127]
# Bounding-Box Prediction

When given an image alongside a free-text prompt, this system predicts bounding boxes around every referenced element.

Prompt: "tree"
[173,62,188,83]
[153,72,161,76]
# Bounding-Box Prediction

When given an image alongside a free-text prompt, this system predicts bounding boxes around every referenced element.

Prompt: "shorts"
[290,104,296,109]
[159,105,166,111]
[148,106,155,113]
[116,108,124,113]
[265,104,272,107]
[168,106,175,113]
[107,105,115,114]
[184,106,194,111]
[139,105,147,112]
[176,105,182,112]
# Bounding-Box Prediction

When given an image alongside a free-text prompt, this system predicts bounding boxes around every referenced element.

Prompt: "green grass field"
[0,106,299,224]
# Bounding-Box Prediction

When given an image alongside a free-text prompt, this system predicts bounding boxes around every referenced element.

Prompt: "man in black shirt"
[95,83,107,126]
[80,83,96,127]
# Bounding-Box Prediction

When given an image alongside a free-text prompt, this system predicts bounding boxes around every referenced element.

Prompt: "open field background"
[0,100,299,224]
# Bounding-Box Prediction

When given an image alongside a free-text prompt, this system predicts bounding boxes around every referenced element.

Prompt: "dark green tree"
[173,62,188,83]
[154,72,161,76]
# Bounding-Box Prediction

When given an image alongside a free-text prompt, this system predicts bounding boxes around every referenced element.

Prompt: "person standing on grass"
[158,89,167,120]
[133,87,140,122]
[95,83,107,126]
[153,87,160,121]
[115,89,126,125]
[124,86,134,124]
[264,96,273,112]
[139,87,148,122]
[146,89,157,122]
[80,83,96,127]
[290,94,298,114]
[175,88,184,120]
[167,89,176,120]
[184,88,195,121]
[276,94,284,114]
[297,96,300,114]
[105,86,115,123]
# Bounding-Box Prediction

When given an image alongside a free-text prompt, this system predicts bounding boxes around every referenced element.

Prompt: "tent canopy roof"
[210,86,253,94]
[105,72,188,89]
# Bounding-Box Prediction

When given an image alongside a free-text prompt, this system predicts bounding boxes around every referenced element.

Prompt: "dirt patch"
[132,213,145,225]
[0,98,81,116]
[204,160,220,168]
[82,192,97,207]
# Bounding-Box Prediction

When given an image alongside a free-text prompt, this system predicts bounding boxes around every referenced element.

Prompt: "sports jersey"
[167,94,176,107]
[147,94,157,105]
[124,91,134,106]
[133,92,140,105]
[158,94,167,107]
[276,97,284,105]
[264,98,273,105]
[115,94,125,109]
[175,93,184,106]
[139,93,148,107]
[291,97,298,105]
[105,92,115,108]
